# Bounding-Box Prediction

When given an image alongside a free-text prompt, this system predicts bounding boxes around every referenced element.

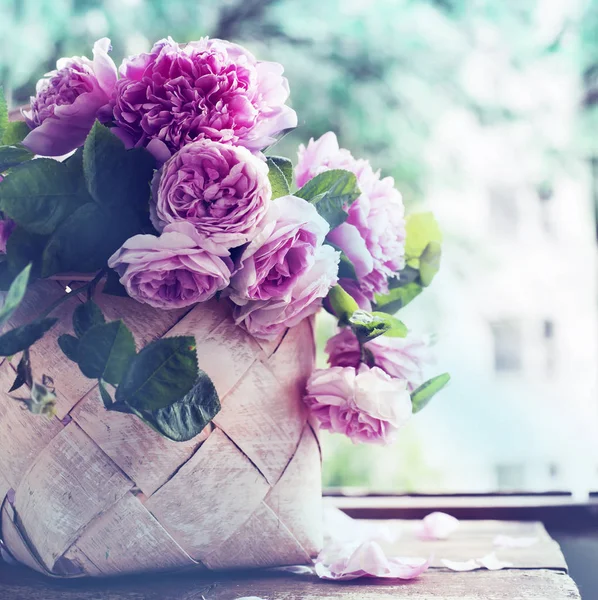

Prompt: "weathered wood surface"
[0,520,581,599]
[0,282,321,576]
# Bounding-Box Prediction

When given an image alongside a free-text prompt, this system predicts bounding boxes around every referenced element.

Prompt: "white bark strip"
[71,385,204,496]
[14,423,133,570]
[0,361,64,491]
[145,428,272,561]
[265,426,323,557]
[201,502,312,570]
[71,493,199,575]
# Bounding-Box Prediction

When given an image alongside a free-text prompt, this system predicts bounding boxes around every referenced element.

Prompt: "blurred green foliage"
[3,0,596,212]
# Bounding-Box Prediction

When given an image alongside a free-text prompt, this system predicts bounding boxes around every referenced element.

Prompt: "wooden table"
[0,520,581,599]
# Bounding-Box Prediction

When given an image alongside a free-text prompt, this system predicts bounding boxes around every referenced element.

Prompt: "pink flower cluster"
[296,132,406,301]
[109,143,339,337]
[304,327,430,444]
[21,35,339,338]
[22,36,296,159]
[304,366,412,445]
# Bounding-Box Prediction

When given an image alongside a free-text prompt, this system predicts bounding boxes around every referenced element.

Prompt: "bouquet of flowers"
[0,36,447,441]
[0,36,448,576]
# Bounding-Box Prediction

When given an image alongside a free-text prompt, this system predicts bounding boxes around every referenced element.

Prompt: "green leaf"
[0,145,33,172]
[419,241,442,287]
[42,202,142,276]
[0,158,83,235]
[10,349,32,392]
[58,334,79,363]
[83,121,155,213]
[0,318,57,356]
[0,263,30,328]
[267,156,293,187]
[0,88,7,142]
[77,320,136,385]
[102,269,128,297]
[405,212,442,267]
[295,169,360,229]
[116,336,198,411]
[141,370,221,442]
[2,122,30,146]
[328,284,359,324]
[98,379,114,409]
[266,157,291,200]
[411,373,451,413]
[73,300,105,339]
[5,228,48,280]
[374,282,423,314]
[371,312,409,337]
[349,310,408,342]
[348,310,390,342]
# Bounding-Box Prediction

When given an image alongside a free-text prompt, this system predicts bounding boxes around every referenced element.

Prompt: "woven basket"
[0,278,322,577]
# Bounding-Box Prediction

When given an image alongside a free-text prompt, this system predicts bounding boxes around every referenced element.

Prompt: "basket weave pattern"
[0,279,322,577]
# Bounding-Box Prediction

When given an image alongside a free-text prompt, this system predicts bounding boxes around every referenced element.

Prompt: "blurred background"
[1,0,597,496]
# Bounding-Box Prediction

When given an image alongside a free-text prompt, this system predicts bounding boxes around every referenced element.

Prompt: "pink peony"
[296,132,405,299]
[304,364,412,445]
[112,37,297,156]
[150,139,270,252]
[108,221,232,310]
[229,195,329,304]
[233,244,339,340]
[22,38,117,156]
[326,327,429,391]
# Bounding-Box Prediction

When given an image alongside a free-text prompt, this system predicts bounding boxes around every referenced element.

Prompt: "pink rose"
[229,195,329,304]
[304,365,412,445]
[22,38,117,156]
[296,132,405,299]
[150,139,270,252]
[233,244,340,340]
[112,37,297,156]
[108,221,233,310]
[326,327,429,391]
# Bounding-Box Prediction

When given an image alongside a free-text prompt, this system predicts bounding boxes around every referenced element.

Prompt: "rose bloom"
[233,244,340,340]
[108,221,233,310]
[229,195,329,304]
[112,37,297,157]
[326,327,429,391]
[150,139,270,252]
[22,38,117,157]
[304,365,412,445]
[296,132,405,299]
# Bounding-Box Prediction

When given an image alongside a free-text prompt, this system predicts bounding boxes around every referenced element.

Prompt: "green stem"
[39,270,106,319]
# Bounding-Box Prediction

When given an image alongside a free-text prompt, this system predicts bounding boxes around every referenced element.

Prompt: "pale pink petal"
[418,512,460,540]
[441,558,479,572]
[92,37,118,96]
[323,506,401,545]
[441,553,513,572]
[478,553,513,570]
[493,535,538,549]
[316,541,429,581]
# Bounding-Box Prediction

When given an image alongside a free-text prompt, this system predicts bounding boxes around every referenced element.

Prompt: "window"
[489,186,519,237]
[537,182,554,235]
[543,319,556,375]
[491,320,522,373]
